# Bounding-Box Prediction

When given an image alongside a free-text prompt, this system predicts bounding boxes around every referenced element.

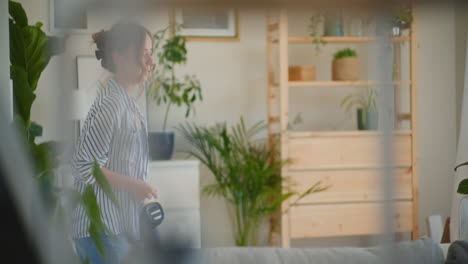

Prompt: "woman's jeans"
[74,233,130,264]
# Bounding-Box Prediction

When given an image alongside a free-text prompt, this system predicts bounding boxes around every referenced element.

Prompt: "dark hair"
[92,22,152,73]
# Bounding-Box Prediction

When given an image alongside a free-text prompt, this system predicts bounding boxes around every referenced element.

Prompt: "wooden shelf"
[287,164,413,172]
[288,130,412,139]
[272,36,411,44]
[288,80,412,88]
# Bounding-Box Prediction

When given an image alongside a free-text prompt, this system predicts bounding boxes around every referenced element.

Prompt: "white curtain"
[450,34,468,242]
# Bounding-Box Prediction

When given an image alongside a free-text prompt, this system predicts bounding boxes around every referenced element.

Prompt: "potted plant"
[148,25,203,160]
[392,8,413,36]
[340,87,378,130]
[332,48,360,81]
[307,13,327,56]
[9,1,115,260]
[178,118,326,246]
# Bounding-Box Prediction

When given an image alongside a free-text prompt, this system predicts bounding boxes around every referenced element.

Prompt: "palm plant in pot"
[178,118,326,246]
[340,87,378,130]
[332,48,360,81]
[148,25,203,160]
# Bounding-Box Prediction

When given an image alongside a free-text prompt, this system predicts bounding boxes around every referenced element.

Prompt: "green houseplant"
[147,25,203,160]
[340,87,378,130]
[178,118,326,246]
[391,7,412,36]
[9,1,116,260]
[332,48,360,81]
[307,14,327,55]
[394,8,413,30]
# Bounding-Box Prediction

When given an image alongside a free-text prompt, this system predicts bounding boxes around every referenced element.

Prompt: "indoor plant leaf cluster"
[333,48,358,60]
[9,1,116,260]
[307,13,327,55]
[149,24,203,131]
[340,87,377,115]
[393,8,413,29]
[179,118,326,246]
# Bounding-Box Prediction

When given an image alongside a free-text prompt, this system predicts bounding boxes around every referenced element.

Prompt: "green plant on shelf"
[333,48,358,60]
[393,7,413,29]
[307,14,327,55]
[340,87,377,115]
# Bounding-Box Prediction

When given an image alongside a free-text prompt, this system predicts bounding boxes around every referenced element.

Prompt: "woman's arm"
[100,168,157,201]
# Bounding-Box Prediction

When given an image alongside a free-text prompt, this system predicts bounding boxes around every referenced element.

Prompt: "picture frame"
[170,8,239,41]
[49,0,89,34]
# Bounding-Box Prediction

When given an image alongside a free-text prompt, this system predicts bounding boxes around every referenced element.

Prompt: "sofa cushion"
[195,238,444,264]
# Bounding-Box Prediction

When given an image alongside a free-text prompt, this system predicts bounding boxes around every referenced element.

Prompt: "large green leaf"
[458,179,468,195]
[88,222,106,258]
[92,161,119,209]
[9,14,50,92]
[29,121,43,142]
[11,66,35,129]
[82,185,112,258]
[8,1,28,27]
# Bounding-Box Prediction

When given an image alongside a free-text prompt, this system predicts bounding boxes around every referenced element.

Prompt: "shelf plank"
[289,80,412,88]
[288,130,412,138]
[398,113,412,121]
[272,36,411,44]
[287,164,412,171]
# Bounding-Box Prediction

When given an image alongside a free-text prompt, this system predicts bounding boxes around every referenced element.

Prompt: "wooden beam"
[279,8,290,248]
[410,5,420,240]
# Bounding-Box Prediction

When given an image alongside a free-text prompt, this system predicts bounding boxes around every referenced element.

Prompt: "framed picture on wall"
[170,8,239,41]
[49,0,89,34]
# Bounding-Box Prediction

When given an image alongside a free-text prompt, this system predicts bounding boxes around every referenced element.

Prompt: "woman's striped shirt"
[71,78,149,240]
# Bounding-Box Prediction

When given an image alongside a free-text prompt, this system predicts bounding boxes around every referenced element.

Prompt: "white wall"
[455,2,468,140]
[416,4,456,237]
[21,0,457,247]
[0,0,11,120]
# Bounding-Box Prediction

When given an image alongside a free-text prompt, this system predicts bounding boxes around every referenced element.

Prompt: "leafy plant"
[393,8,413,28]
[456,162,468,195]
[340,87,377,115]
[333,48,358,60]
[9,1,115,261]
[307,14,327,55]
[178,118,326,246]
[148,25,203,131]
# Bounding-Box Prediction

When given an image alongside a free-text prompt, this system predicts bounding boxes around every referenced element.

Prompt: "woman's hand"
[128,179,158,202]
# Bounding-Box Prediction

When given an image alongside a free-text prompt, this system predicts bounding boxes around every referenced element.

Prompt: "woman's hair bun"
[92,22,152,73]
[91,30,113,71]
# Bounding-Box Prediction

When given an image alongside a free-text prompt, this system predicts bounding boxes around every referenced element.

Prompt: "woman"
[71,22,156,264]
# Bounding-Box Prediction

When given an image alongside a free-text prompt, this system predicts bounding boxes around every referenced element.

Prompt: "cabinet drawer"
[288,133,412,170]
[288,168,413,204]
[289,201,413,238]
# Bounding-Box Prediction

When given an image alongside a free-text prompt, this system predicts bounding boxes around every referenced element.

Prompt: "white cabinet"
[147,160,201,248]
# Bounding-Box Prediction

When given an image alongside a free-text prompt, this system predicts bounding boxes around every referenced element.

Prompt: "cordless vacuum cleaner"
[140,198,164,243]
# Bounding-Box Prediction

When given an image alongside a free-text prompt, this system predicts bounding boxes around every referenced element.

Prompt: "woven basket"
[332,57,360,81]
[289,66,316,81]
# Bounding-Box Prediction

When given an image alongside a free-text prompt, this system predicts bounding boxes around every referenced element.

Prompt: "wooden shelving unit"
[271,36,411,44]
[266,8,419,248]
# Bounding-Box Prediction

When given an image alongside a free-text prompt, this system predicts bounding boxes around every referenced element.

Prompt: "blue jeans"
[74,233,130,264]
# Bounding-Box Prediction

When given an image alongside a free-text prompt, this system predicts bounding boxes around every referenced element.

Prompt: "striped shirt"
[71,78,149,240]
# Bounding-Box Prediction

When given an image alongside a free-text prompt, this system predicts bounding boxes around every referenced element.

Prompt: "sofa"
[194,238,445,264]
